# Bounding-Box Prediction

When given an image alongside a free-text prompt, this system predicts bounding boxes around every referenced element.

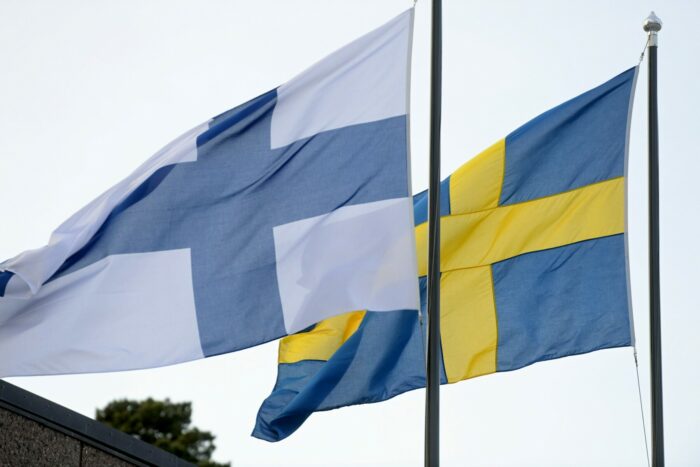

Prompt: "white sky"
[1,1,698,466]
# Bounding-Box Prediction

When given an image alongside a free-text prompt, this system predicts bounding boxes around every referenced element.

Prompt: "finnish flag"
[0,10,419,377]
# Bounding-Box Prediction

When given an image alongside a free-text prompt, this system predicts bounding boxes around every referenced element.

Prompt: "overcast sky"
[1,1,698,466]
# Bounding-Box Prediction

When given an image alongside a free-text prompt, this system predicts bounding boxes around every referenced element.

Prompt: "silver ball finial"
[643,11,663,33]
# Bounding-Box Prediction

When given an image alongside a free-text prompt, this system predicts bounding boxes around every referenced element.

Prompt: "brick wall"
[0,406,134,466]
[0,381,192,467]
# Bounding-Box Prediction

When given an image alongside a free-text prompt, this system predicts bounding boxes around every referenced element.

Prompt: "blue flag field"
[254,67,638,442]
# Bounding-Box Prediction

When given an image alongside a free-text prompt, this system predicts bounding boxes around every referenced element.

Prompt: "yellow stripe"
[278,310,366,364]
[449,139,505,214]
[440,266,498,382]
[416,177,624,276]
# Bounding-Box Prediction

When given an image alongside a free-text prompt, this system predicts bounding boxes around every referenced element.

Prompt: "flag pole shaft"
[644,11,664,467]
[425,0,442,466]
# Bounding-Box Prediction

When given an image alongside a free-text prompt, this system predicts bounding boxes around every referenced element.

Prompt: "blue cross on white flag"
[0,9,419,377]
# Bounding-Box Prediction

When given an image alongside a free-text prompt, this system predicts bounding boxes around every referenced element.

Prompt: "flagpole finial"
[643,12,662,46]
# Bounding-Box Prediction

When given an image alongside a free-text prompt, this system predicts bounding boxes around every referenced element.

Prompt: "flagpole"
[425,0,442,466]
[643,11,664,467]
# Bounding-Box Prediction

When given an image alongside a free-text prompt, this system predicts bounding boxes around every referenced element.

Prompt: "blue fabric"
[412,176,451,226]
[0,271,13,297]
[253,70,637,442]
[493,235,631,372]
[46,89,410,356]
[253,275,449,442]
[253,309,425,442]
[500,68,636,205]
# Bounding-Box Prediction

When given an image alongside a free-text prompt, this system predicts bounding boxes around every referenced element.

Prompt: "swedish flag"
[253,67,638,442]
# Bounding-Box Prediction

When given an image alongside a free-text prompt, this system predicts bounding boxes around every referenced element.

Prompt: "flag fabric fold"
[253,67,638,442]
[0,9,418,377]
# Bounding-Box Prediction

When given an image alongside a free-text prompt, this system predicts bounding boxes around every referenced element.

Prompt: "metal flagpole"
[425,0,442,466]
[643,11,664,467]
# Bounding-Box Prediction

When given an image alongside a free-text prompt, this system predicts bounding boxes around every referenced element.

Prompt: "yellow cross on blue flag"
[0,9,418,377]
[253,67,638,442]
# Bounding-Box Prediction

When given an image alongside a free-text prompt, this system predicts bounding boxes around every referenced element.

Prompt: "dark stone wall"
[0,406,135,467]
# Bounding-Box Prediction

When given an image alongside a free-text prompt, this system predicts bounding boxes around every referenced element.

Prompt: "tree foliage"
[96,398,229,467]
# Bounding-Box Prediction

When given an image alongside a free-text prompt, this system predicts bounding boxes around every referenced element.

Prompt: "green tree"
[96,398,230,467]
